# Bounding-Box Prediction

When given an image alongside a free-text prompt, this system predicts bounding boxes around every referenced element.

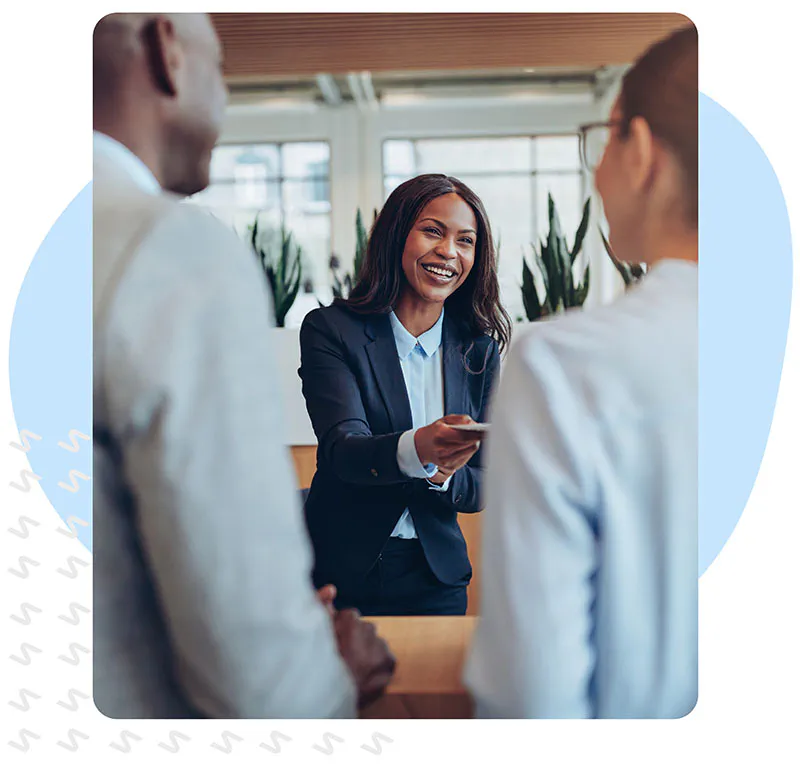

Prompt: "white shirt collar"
[93,131,161,195]
[389,310,444,360]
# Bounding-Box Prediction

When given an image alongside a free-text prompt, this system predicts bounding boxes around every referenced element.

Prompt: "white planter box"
[270,326,317,446]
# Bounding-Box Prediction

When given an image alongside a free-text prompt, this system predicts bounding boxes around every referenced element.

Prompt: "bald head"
[94,13,215,98]
[94,13,227,196]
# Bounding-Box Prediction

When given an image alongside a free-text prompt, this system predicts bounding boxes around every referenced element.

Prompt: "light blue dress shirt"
[390,310,451,539]
[464,261,698,718]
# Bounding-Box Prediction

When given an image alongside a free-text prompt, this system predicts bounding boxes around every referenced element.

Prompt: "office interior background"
[191,12,689,615]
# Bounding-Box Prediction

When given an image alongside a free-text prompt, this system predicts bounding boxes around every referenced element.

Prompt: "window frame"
[203,138,333,221]
[381,131,587,257]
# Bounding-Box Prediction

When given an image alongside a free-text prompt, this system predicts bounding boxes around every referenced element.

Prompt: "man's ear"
[625,116,657,195]
[142,16,182,97]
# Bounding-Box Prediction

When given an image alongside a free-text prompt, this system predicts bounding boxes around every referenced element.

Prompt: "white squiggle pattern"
[211,731,244,753]
[56,729,90,751]
[361,732,394,755]
[158,731,191,753]
[7,515,40,538]
[110,731,142,753]
[58,602,91,625]
[57,429,91,452]
[8,729,41,752]
[57,689,91,711]
[56,516,89,538]
[10,469,42,492]
[9,430,42,453]
[260,731,293,754]
[57,642,91,666]
[313,733,345,755]
[8,556,41,578]
[57,469,90,493]
[56,555,89,578]
[9,602,42,625]
[9,643,43,665]
[8,689,41,712]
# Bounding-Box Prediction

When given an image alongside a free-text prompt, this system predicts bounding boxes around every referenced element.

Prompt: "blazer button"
[371,469,379,477]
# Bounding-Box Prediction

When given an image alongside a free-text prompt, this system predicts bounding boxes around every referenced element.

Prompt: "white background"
[1,2,799,768]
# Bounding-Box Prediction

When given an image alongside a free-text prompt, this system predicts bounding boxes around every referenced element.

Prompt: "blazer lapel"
[442,315,467,417]
[365,314,414,432]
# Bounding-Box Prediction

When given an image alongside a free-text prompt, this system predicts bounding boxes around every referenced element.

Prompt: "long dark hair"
[338,174,512,354]
[620,25,698,225]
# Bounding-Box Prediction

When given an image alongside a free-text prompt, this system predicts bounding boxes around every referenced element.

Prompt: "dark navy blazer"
[298,303,500,595]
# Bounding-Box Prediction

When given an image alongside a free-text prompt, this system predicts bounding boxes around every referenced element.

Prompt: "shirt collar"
[93,131,161,195]
[389,310,444,360]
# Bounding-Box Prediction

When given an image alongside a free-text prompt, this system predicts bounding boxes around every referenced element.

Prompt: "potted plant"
[328,207,377,301]
[520,195,591,321]
[250,216,303,328]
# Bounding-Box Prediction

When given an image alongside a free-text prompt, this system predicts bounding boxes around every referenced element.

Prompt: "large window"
[383,135,585,321]
[191,141,331,294]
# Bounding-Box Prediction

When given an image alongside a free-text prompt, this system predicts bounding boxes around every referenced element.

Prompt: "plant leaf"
[575,263,591,305]
[570,197,592,263]
[546,196,570,312]
[521,258,542,321]
[251,216,259,255]
[559,234,573,307]
[280,228,290,285]
[354,208,368,280]
[532,240,549,298]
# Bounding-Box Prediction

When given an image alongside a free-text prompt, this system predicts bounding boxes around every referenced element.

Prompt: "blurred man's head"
[94,13,227,195]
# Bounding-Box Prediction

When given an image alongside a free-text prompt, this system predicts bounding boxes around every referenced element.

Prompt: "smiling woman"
[345,174,511,352]
[297,174,510,617]
[401,195,476,306]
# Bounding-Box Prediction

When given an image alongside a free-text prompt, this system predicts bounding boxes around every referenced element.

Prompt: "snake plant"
[521,195,591,321]
[330,207,378,300]
[250,216,302,328]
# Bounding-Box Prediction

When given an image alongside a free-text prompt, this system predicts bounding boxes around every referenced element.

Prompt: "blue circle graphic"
[10,183,92,550]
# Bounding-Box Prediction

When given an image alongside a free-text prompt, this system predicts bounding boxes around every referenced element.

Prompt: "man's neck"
[94,113,165,190]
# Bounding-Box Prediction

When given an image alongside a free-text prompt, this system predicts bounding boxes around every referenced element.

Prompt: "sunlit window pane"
[189,141,332,327]
[381,134,582,323]
[383,140,415,176]
[410,137,531,175]
[534,136,580,172]
[282,142,330,178]
[210,144,280,181]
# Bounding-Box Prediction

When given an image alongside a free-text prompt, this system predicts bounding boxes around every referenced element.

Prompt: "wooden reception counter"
[359,616,477,719]
[291,447,481,718]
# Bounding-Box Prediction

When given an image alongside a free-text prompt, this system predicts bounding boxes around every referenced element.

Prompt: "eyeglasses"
[578,121,621,173]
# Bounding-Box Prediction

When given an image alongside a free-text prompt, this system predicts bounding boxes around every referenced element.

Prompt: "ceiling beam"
[212,13,692,78]
[315,73,343,106]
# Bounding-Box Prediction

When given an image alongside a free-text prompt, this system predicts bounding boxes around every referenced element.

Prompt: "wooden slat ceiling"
[211,12,691,82]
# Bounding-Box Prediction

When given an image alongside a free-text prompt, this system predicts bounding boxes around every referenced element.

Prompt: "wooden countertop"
[359,616,477,718]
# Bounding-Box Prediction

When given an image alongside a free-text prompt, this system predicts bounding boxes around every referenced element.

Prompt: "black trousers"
[334,537,468,616]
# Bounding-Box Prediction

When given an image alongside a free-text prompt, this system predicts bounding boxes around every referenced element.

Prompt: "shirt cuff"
[427,474,453,492]
[397,429,438,479]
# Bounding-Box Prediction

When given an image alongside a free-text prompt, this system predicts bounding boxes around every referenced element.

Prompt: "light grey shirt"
[464,260,698,718]
[92,132,356,718]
